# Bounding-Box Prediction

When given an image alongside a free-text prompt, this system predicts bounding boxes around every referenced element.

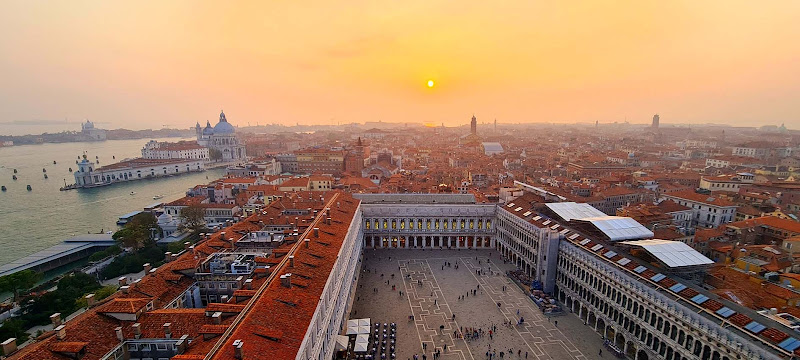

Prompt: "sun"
[427,80,434,88]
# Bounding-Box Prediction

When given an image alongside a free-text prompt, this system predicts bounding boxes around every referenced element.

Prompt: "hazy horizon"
[2,1,800,132]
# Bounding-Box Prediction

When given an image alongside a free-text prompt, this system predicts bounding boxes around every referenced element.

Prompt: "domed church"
[195,110,247,161]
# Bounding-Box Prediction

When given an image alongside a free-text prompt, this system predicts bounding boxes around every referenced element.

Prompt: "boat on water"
[153,194,164,200]
[13,169,17,174]
[68,167,73,172]
[43,168,47,173]
[53,160,57,164]
[1,186,6,191]
[130,191,137,195]
[44,174,48,179]
[27,185,32,191]
[12,175,17,180]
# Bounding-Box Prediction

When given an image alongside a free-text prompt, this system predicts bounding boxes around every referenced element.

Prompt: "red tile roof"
[208,192,359,360]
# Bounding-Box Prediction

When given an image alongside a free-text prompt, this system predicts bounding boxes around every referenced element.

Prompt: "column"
[370,237,375,248]
[447,237,452,248]
[405,237,409,248]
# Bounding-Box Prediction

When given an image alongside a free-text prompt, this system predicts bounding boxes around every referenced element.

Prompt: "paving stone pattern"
[352,249,606,360]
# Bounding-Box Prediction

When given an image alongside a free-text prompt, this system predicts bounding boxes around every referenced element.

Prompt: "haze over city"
[2,0,799,134]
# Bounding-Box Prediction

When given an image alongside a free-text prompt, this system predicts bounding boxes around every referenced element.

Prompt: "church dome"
[213,110,235,134]
[202,120,214,135]
[157,212,173,225]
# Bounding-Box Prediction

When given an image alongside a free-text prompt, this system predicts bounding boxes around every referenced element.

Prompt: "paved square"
[351,249,606,360]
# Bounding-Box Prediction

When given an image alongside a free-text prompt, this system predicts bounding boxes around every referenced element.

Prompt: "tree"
[0,270,41,304]
[209,148,222,161]
[113,213,158,250]
[180,204,206,232]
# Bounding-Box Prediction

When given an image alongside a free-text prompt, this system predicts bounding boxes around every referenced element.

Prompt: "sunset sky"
[1,1,799,134]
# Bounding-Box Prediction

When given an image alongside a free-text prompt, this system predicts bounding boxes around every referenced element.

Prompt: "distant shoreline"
[0,129,194,146]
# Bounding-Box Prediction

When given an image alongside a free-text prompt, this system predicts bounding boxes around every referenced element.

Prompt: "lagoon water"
[0,138,223,266]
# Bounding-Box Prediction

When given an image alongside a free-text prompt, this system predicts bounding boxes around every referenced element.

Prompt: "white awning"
[545,202,606,221]
[579,216,654,241]
[620,239,714,268]
[354,342,369,352]
[335,335,349,351]
[356,334,370,344]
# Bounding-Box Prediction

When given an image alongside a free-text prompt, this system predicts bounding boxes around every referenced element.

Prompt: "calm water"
[0,139,224,266]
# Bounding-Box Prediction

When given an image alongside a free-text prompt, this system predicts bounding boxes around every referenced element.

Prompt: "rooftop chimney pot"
[2,338,17,355]
[55,325,66,340]
[50,313,62,327]
[233,339,244,359]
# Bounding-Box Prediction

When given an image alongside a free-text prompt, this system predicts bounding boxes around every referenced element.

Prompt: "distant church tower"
[471,115,477,135]
[652,114,660,128]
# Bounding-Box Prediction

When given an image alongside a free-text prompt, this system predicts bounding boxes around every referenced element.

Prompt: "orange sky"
[1,0,799,132]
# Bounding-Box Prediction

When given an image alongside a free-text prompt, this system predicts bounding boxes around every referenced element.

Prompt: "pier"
[0,234,115,277]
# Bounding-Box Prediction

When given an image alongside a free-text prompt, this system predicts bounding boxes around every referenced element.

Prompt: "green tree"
[179,204,206,232]
[209,148,222,161]
[0,270,41,304]
[113,213,158,250]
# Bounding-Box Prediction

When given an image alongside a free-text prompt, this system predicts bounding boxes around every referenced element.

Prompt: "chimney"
[189,245,195,253]
[132,323,142,339]
[221,295,229,303]
[164,251,173,262]
[118,277,127,286]
[85,293,96,306]
[244,279,253,289]
[289,256,295,268]
[304,239,310,249]
[212,311,222,325]
[233,339,244,359]
[115,327,123,341]
[280,273,292,288]
[143,263,152,273]
[50,313,62,327]
[1,338,17,355]
[171,253,178,261]
[163,323,172,339]
[326,217,332,225]
[176,334,189,353]
[313,228,319,237]
[55,325,66,340]
[120,285,130,294]
[149,268,157,276]
[184,241,191,250]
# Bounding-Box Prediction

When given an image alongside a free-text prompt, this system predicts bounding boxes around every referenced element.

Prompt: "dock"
[0,234,115,277]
